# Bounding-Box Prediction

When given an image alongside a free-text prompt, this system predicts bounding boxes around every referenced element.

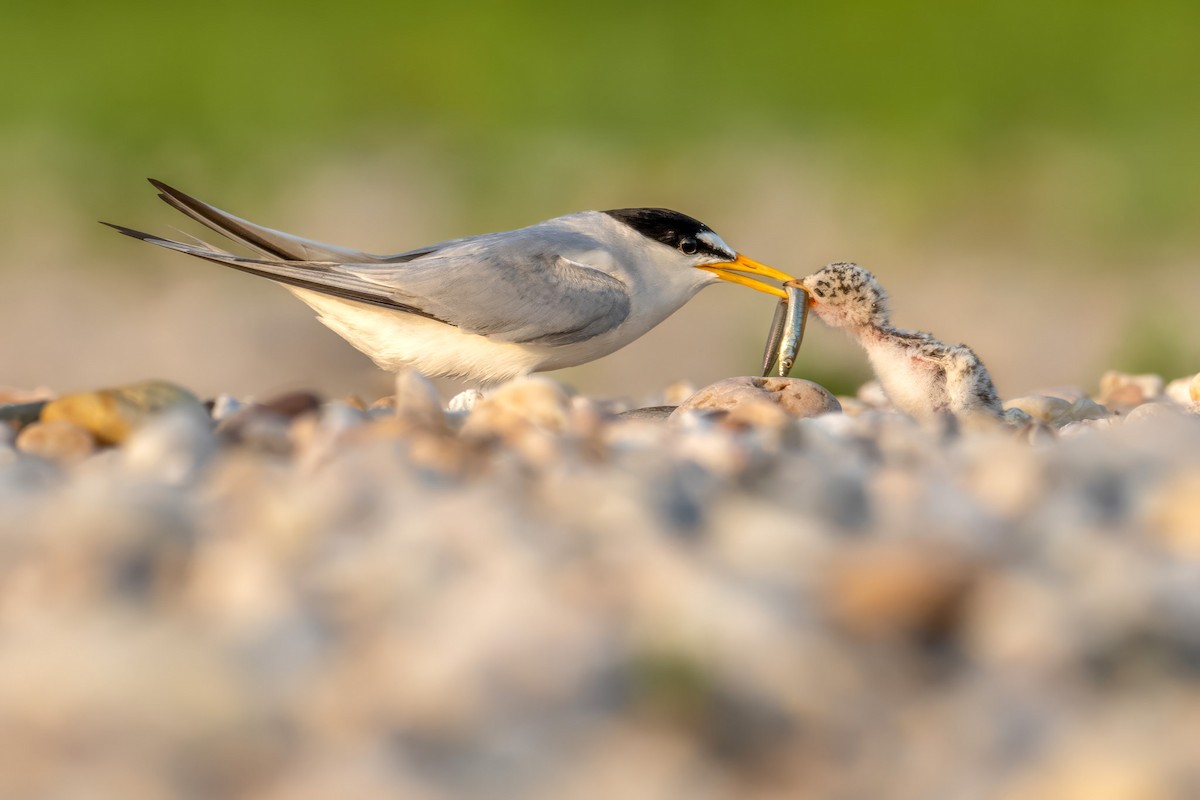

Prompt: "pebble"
[617,406,677,422]
[0,370,1198,799]
[1144,469,1200,557]
[392,370,448,432]
[1003,394,1109,426]
[823,543,975,640]
[40,380,208,445]
[460,376,572,437]
[672,376,841,421]
[856,380,891,409]
[1163,371,1200,413]
[209,393,245,421]
[0,386,54,404]
[122,409,217,483]
[0,401,49,431]
[15,420,96,462]
[1096,370,1164,409]
[447,388,485,414]
[661,380,698,405]
[1121,400,1191,427]
[258,390,323,419]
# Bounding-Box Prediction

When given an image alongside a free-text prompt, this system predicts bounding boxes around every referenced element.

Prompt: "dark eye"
[679,238,698,255]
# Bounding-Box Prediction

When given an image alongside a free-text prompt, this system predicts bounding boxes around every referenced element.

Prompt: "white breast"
[864,339,948,418]
[287,274,712,383]
[288,288,548,382]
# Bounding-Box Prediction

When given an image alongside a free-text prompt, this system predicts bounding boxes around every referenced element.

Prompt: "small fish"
[759,282,810,377]
[777,282,809,377]
[760,296,789,376]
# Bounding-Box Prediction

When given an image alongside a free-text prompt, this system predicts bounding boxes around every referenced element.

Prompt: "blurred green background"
[4,0,1199,400]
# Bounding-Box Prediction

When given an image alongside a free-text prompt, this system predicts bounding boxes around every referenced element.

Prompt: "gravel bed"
[1,370,1198,799]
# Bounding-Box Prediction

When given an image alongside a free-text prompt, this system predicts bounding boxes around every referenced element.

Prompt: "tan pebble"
[1164,375,1194,407]
[963,574,1073,673]
[0,386,54,404]
[348,415,437,443]
[824,544,974,639]
[1097,370,1164,409]
[836,396,870,416]
[1003,394,1107,426]
[461,376,571,436]
[407,432,474,475]
[856,380,891,409]
[393,370,446,432]
[368,395,395,411]
[1122,401,1186,427]
[1004,395,1068,422]
[15,420,96,462]
[1000,748,1172,800]
[964,438,1044,517]
[41,381,206,445]
[721,396,791,429]
[1145,469,1200,557]
[671,376,840,422]
[662,380,697,405]
[568,395,610,436]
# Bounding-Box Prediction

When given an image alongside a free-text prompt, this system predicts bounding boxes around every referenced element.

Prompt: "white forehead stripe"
[698,230,735,257]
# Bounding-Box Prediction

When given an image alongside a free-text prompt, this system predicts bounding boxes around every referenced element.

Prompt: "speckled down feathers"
[802,262,1003,419]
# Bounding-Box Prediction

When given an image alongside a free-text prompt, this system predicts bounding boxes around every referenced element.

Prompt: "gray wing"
[107,186,632,345]
[343,235,632,345]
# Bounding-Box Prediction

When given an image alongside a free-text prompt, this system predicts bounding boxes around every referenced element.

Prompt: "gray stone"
[617,405,677,422]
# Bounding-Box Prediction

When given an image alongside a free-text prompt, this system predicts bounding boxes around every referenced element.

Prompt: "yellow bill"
[698,254,795,299]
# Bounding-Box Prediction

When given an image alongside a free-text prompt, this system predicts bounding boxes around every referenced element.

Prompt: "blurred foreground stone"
[40,380,208,444]
[673,376,841,423]
[0,370,1198,799]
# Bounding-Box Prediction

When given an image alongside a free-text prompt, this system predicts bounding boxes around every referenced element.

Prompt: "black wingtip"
[148,178,195,203]
[100,221,159,242]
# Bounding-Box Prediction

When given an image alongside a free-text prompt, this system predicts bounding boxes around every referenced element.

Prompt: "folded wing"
[107,181,632,345]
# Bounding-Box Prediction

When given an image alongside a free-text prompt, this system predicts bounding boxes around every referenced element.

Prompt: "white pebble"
[447,389,485,414]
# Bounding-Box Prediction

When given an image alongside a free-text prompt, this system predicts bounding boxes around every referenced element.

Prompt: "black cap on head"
[604,208,730,259]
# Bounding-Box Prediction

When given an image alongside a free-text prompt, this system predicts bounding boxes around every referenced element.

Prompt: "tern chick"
[799,262,1004,421]
[107,180,793,384]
